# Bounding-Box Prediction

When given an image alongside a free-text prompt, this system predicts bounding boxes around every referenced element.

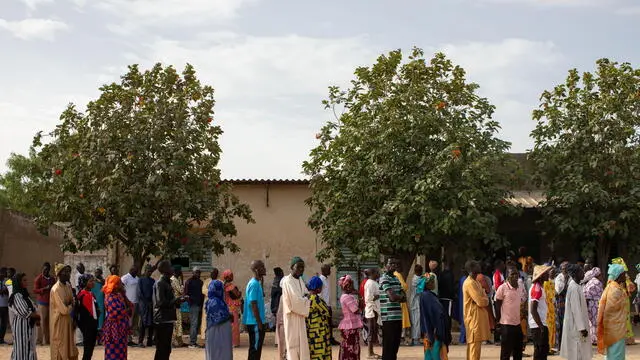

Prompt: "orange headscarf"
[102,275,121,295]
[222,270,233,283]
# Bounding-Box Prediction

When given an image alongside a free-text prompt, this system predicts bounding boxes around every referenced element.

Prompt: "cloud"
[96,0,258,33]
[484,0,614,6]
[17,0,54,10]
[615,6,640,15]
[0,18,69,41]
[439,38,565,151]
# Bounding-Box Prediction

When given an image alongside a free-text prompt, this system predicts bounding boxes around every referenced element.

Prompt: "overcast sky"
[1,0,639,179]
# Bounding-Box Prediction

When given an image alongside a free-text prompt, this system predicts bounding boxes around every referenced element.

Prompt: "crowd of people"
[0,250,639,360]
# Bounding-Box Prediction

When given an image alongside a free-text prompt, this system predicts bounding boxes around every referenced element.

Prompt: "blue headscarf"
[608,263,625,281]
[308,276,323,291]
[206,280,230,329]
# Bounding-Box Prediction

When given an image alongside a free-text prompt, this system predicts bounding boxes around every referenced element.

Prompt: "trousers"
[154,323,174,360]
[382,320,402,360]
[500,325,523,360]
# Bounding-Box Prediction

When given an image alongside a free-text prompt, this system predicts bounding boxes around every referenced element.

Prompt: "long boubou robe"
[559,279,592,360]
[281,274,311,360]
[50,281,78,360]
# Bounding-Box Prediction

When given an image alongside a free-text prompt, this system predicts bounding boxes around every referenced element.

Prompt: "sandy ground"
[1,332,638,360]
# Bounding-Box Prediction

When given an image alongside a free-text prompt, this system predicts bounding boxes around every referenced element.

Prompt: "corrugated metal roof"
[506,191,545,208]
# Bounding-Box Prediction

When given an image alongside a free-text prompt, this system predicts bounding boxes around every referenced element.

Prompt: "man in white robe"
[282,256,311,360]
[560,264,592,360]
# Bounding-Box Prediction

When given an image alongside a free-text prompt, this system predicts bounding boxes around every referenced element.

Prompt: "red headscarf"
[222,269,233,283]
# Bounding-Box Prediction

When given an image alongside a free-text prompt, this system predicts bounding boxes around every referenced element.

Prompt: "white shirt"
[559,279,591,359]
[528,282,547,329]
[121,273,139,303]
[319,274,330,305]
[364,279,380,319]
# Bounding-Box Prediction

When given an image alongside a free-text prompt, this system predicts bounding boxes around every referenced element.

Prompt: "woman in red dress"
[102,275,132,360]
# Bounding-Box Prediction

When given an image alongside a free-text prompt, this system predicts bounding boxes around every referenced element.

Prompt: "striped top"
[379,272,403,322]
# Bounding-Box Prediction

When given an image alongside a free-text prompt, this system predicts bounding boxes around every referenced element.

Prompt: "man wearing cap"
[529,264,552,360]
[462,260,490,360]
[281,256,311,360]
[50,263,79,360]
[184,266,204,347]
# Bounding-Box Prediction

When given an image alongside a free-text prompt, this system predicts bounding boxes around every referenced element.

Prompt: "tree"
[530,58,640,271]
[0,152,43,215]
[302,48,517,278]
[29,63,253,270]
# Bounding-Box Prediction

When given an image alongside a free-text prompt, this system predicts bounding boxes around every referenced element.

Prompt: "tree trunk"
[596,237,611,275]
[132,251,146,273]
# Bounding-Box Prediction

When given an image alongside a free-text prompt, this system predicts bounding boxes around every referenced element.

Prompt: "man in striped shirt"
[379,257,407,360]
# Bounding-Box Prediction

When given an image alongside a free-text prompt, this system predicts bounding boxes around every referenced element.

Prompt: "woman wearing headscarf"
[204,279,232,360]
[91,268,106,344]
[77,274,98,360]
[543,266,557,353]
[9,273,39,360]
[611,257,636,345]
[221,269,242,347]
[582,267,603,345]
[419,273,451,360]
[306,276,331,360]
[338,275,362,360]
[102,275,132,360]
[597,263,628,359]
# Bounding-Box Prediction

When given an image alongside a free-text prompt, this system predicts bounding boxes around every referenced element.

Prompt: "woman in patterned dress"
[306,276,331,360]
[102,275,132,360]
[222,269,242,347]
[582,267,603,345]
[338,275,362,360]
[9,273,39,360]
[543,267,557,352]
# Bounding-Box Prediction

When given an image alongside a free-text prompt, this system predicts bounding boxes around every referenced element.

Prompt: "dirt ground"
[2,332,638,360]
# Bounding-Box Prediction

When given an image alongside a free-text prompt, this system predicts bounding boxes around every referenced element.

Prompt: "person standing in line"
[91,268,106,345]
[169,265,185,347]
[102,275,132,360]
[428,261,439,296]
[582,267,603,346]
[495,265,527,360]
[493,260,506,345]
[137,265,156,347]
[364,268,381,359]
[455,272,468,345]
[244,260,268,360]
[9,273,40,360]
[120,266,139,346]
[318,264,339,346]
[153,261,187,360]
[379,257,407,360]
[306,276,331,360]
[77,274,98,360]
[221,269,242,348]
[204,279,232,360]
[184,267,204,348]
[559,265,591,360]
[529,264,552,360]
[0,267,11,345]
[271,267,284,331]
[200,268,217,339]
[409,264,423,347]
[50,263,79,360]
[338,275,363,360]
[543,266,557,354]
[34,262,55,346]
[282,256,311,360]
[597,263,628,360]
[418,272,451,360]
[554,261,569,351]
[462,260,490,360]
[392,267,411,346]
[73,263,86,347]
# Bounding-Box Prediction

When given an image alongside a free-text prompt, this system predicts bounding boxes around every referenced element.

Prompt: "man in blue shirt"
[243,260,267,360]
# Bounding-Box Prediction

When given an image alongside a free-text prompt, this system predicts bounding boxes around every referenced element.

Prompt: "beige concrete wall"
[0,210,65,287]
[213,183,336,306]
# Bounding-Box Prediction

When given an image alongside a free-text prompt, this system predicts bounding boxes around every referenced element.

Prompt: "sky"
[1,0,639,180]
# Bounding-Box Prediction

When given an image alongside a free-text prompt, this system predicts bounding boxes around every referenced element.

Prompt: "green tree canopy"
[530,58,640,271]
[302,48,517,276]
[0,152,43,215]
[28,63,253,269]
